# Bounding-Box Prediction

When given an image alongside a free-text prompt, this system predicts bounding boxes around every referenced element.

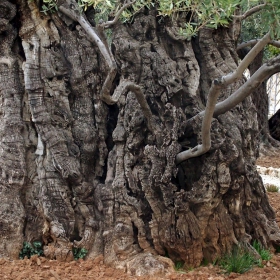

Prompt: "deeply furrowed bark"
[1,1,280,276]
[0,0,25,259]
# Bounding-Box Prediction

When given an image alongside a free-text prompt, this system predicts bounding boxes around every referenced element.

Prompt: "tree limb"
[176,32,272,164]
[234,3,267,20]
[111,79,154,132]
[213,55,280,117]
[101,0,136,29]
[58,1,117,105]
[165,26,188,41]
[175,79,222,164]
[223,32,271,85]
[237,39,280,51]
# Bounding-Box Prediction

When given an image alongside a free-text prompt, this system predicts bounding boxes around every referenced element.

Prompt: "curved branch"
[213,55,280,117]
[58,1,117,105]
[237,39,280,51]
[179,55,280,165]
[111,79,154,132]
[223,32,271,85]
[176,32,272,164]
[165,26,188,41]
[176,79,222,164]
[234,3,267,20]
[101,0,136,29]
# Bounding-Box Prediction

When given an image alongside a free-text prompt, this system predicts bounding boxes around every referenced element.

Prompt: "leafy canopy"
[43,0,280,40]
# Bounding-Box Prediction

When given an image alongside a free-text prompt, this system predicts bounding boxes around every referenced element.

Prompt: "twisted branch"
[58,0,117,105]
[112,79,154,132]
[237,39,280,51]
[101,0,136,29]
[176,32,272,164]
[234,3,267,20]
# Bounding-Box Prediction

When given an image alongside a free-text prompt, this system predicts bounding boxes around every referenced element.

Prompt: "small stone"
[39,257,47,263]
[50,269,61,280]
[30,255,39,265]
[92,255,103,264]
[65,267,72,273]
[83,262,92,271]
[104,267,115,277]
[264,267,271,273]
[40,271,50,278]
[42,265,50,269]
[228,272,239,278]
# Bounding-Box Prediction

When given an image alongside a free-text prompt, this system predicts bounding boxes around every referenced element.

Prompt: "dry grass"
[266,184,279,192]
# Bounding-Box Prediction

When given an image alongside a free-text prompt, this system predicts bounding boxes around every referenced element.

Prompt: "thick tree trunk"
[1,1,280,275]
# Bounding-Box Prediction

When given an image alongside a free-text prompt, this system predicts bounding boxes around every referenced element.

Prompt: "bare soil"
[256,155,280,169]
[1,156,280,280]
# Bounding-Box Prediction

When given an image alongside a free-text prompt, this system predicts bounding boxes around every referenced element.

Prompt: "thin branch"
[223,32,271,85]
[234,3,267,20]
[176,32,272,164]
[213,55,280,117]
[165,26,188,41]
[111,79,154,132]
[58,1,117,105]
[175,79,222,164]
[237,39,280,51]
[101,0,136,29]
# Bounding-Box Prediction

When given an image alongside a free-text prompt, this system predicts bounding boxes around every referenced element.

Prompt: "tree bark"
[247,50,280,154]
[1,1,280,275]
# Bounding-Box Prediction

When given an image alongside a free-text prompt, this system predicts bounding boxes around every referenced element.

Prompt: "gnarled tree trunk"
[0,0,280,276]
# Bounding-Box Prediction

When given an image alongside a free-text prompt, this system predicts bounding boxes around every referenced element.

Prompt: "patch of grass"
[219,245,256,274]
[266,184,279,192]
[173,261,192,274]
[252,240,272,261]
[73,247,88,260]
[19,241,44,259]
[174,261,184,271]
[201,258,209,266]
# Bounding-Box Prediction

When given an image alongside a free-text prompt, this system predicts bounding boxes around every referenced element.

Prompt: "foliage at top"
[42,0,280,40]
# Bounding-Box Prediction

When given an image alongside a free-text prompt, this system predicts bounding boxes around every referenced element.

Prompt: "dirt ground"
[256,155,280,169]
[1,156,280,280]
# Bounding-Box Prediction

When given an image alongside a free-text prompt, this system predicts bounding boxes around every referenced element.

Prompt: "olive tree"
[1,0,280,275]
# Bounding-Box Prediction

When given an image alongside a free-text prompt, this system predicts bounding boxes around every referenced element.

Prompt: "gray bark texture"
[247,50,280,153]
[1,0,280,275]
